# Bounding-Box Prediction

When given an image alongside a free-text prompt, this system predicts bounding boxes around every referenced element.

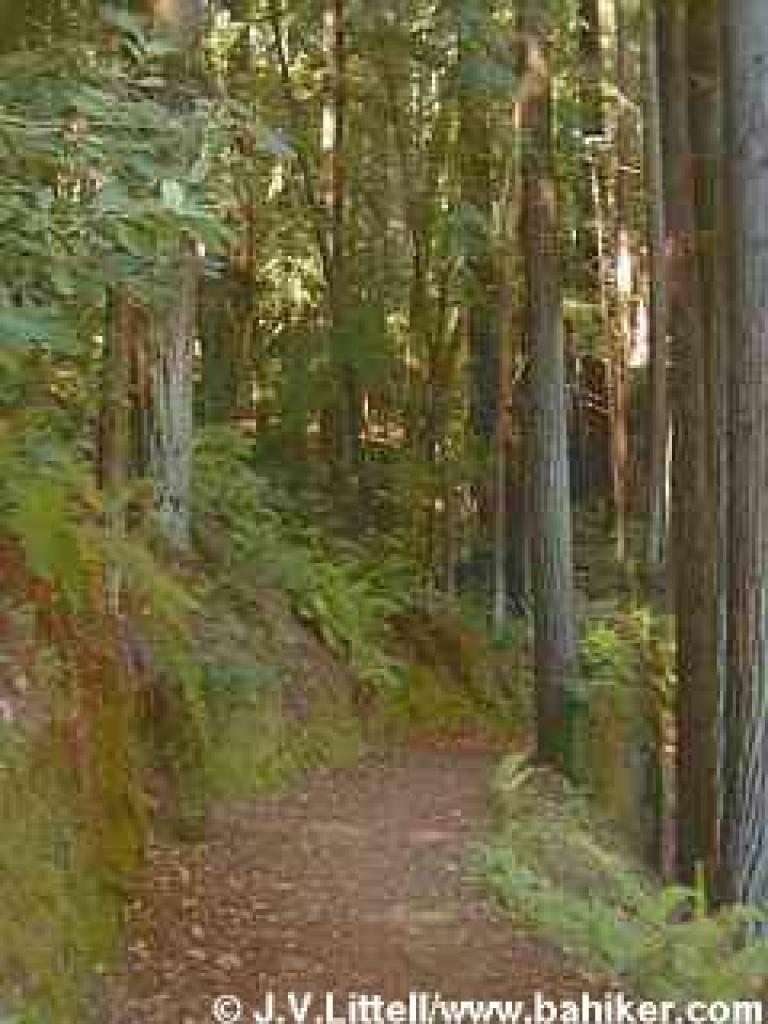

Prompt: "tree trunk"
[717,0,768,913]
[459,7,501,614]
[644,0,669,583]
[201,259,255,426]
[100,288,132,612]
[521,0,577,771]
[323,0,357,475]
[147,0,203,552]
[150,249,199,551]
[687,0,727,875]
[612,0,632,566]
[201,275,238,425]
[658,0,719,887]
[575,0,603,300]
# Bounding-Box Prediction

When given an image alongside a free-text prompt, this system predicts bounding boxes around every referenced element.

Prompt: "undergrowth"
[479,754,768,1002]
[194,595,366,800]
[192,428,413,691]
[577,605,671,863]
[190,429,523,791]
[0,425,526,1022]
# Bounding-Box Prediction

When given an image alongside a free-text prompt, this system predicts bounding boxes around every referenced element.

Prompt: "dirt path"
[102,747,593,1024]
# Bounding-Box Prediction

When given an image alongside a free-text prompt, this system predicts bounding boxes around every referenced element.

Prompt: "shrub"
[192,428,413,692]
[479,755,768,1001]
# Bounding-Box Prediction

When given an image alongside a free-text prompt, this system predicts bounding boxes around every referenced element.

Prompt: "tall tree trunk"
[459,6,501,613]
[201,275,238,425]
[575,0,603,300]
[521,0,577,771]
[658,0,719,887]
[612,0,632,566]
[147,0,203,551]
[150,248,199,551]
[687,0,727,874]
[644,0,669,584]
[717,0,768,913]
[100,288,132,612]
[202,193,257,426]
[323,0,357,475]
[494,262,513,630]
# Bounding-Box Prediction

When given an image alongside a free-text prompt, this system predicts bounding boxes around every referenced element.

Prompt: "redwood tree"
[521,0,577,770]
[717,0,768,913]
[658,0,719,887]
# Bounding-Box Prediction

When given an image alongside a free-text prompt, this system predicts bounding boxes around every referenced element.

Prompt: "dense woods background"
[1,0,768,1018]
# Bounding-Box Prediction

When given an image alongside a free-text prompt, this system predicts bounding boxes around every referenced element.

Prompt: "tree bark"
[150,248,199,551]
[612,0,632,566]
[644,0,669,583]
[658,0,719,887]
[521,0,577,771]
[687,0,727,877]
[459,6,501,615]
[717,0,768,913]
[574,0,603,300]
[146,0,203,551]
[323,0,358,476]
[100,288,132,612]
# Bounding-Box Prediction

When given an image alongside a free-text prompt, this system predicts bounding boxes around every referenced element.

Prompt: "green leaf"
[0,307,75,349]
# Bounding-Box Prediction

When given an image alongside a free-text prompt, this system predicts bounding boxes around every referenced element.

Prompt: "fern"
[480,757,768,1001]
[192,428,413,691]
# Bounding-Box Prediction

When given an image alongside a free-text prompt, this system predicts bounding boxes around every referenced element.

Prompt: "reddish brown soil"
[102,746,595,1024]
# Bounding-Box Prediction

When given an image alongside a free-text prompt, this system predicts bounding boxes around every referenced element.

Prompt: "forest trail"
[102,747,595,1024]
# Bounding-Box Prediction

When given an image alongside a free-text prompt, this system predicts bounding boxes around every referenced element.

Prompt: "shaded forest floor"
[100,745,597,1023]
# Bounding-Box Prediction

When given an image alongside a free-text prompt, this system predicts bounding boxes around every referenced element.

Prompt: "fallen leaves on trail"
[101,748,598,1024]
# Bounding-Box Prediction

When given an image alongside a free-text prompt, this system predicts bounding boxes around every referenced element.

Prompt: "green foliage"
[204,683,363,799]
[480,755,768,1001]
[374,661,498,739]
[191,585,366,799]
[0,428,98,608]
[573,605,670,861]
[192,428,413,691]
[368,608,529,743]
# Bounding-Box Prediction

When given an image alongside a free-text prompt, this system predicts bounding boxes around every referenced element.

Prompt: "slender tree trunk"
[147,0,203,551]
[461,96,498,449]
[658,0,719,887]
[575,0,603,299]
[100,288,132,613]
[612,0,632,566]
[150,247,199,551]
[201,275,238,425]
[521,0,577,771]
[644,0,669,583]
[459,9,501,612]
[591,139,614,512]
[202,195,257,426]
[323,0,357,475]
[687,0,727,873]
[494,267,513,630]
[717,0,768,914]
[505,98,529,617]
